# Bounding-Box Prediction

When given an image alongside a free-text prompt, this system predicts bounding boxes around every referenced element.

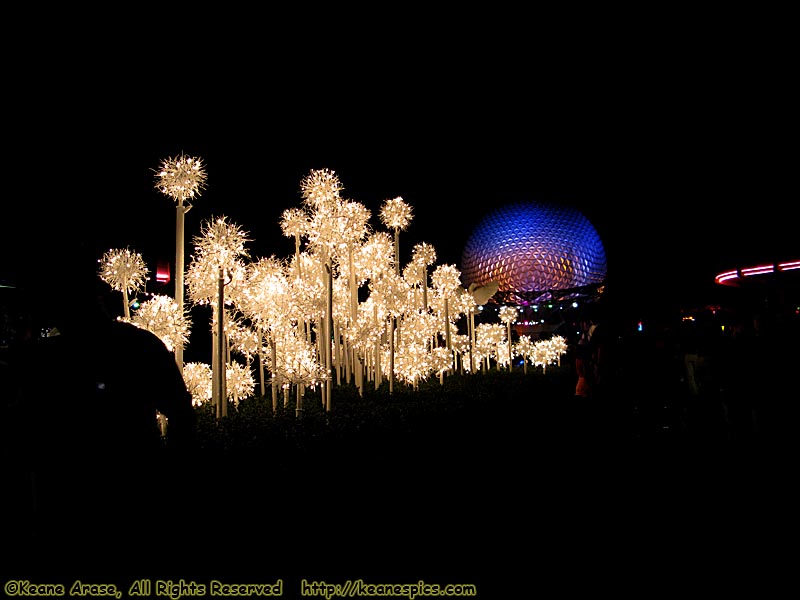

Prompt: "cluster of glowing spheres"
[460,201,607,304]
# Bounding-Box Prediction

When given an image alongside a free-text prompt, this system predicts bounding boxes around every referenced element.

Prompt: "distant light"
[156,261,170,284]
[715,259,800,286]
[715,270,738,284]
[742,264,774,277]
[780,260,800,271]
[637,321,643,332]
[572,302,579,308]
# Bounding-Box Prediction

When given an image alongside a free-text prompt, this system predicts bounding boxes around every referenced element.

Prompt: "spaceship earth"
[460,200,607,304]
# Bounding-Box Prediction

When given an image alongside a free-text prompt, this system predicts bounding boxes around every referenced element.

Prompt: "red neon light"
[714,270,738,285]
[741,266,774,276]
[715,259,800,286]
[156,261,170,284]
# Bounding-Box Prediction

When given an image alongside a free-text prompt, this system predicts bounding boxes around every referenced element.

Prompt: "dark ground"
[3,365,796,598]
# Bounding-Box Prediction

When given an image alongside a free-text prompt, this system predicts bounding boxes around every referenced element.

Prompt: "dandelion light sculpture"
[98,248,148,319]
[378,197,413,394]
[225,361,255,407]
[280,207,309,278]
[530,336,567,373]
[187,215,250,419]
[476,322,505,371]
[337,200,372,393]
[154,152,208,372]
[266,329,328,417]
[370,270,408,394]
[450,332,471,375]
[461,281,499,373]
[300,167,343,209]
[123,293,190,353]
[515,335,536,374]
[380,196,412,276]
[531,340,550,373]
[411,242,436,312]
[431,264,462,352]
[299,168,354,411]
[239,256,290,410]
[183,362,213,407]
[448,292,475,373]
[548,334,568,367]
[498,305,519,371]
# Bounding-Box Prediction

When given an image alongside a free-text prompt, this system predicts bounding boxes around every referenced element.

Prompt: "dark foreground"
[3,368,796,597]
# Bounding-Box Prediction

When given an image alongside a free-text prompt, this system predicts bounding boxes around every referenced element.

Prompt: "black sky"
[5,17,796,318]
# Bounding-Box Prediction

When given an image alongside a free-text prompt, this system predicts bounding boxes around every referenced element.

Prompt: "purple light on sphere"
[460,200,607,304]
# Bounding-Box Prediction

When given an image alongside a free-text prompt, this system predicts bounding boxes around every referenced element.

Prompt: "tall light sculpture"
[300,167,344,412]
[154,153,208,371]
[411,241,436,313]
[125,293,191,354]
[431,264,462,378]
[338,200,371,393]
[358,232,394,390]
[240,256,290,412]
[186,215,250,420]
[515,335,535,375]
[379,196,413,393]
[380,196,412,276]
[498,305,519,371]
[461,281,498,373]
[98,247,148,319]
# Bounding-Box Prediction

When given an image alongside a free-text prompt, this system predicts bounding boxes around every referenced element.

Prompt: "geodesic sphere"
[460,201,607,302]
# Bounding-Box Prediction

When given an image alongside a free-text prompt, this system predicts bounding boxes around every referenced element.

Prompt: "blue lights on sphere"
[460,200,607,304]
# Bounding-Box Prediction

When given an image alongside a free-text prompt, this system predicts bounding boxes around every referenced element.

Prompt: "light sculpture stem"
[507,322,513,372]
[174,202,188,371]
[469,309,476,374]
[325,262,333,412]
[389,316,395,395]
[123,288,131,320]
[214,267,227,420]
[271,338,278,413]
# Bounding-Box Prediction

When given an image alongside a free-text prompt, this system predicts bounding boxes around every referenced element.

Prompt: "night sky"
[5,19,796,320]
[3,12,798,591]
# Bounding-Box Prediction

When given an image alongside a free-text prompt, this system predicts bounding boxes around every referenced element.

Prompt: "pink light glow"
[779,260,800,271]
[741,265,774,276]
[715,271,739,284]
[715,259,800,286]
[156,260,170,284]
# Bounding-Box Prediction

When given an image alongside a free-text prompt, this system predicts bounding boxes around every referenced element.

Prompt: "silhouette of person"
[574,341,594,398]
[5,240,197,573]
